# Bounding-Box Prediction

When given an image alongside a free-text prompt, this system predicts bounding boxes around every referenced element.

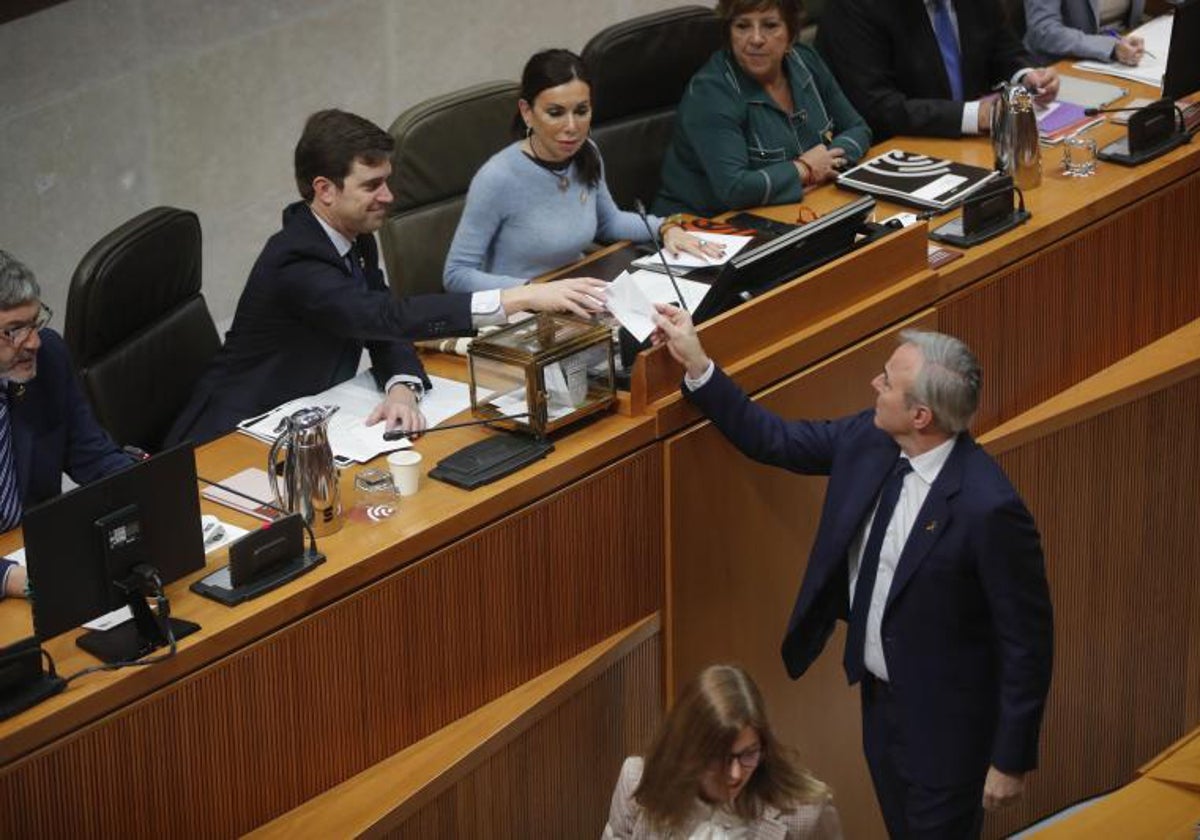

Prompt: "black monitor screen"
[1164,0,1200,101]
[24,442,204,644]
[693,195,877,323]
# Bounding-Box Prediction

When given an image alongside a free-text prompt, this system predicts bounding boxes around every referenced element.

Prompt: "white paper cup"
[387,450,423,496]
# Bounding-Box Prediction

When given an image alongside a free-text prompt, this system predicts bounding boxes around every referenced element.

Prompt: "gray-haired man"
[0,250,131,597]
[652,305,1053,838]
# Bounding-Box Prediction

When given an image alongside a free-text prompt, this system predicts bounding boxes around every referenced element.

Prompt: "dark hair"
[514,49,601,189]
[293,109,395,202]
[634,664,829,833]
[715,0,803,45]
[0,249,41,309]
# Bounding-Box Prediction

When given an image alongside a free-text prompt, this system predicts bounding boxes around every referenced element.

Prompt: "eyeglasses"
[0,303,52,346]
[726,744,764,770]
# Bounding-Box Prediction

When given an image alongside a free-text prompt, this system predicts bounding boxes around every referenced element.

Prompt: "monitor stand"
[76,570,199,664]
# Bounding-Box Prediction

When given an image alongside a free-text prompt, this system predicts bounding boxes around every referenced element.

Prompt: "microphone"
[1083,97,1176,117]
[381,412,531,441]
[196,474,319,557]
[633,199,687,311]
[1083,97,1188,136]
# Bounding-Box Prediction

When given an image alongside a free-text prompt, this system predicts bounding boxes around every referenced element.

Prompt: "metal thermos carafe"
[991,83,1042,190]
[267,406,343,536]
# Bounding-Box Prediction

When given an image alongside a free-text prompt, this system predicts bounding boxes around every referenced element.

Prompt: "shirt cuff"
[384,375,424,402]
[471,289,508,328]
[683,360,716,391]
[0,558,16,600]
[961,100,982,136]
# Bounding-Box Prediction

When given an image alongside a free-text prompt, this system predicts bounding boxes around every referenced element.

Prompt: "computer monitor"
[1163,0,1200,101]
[24,442,205,663]
[692,195,877,323]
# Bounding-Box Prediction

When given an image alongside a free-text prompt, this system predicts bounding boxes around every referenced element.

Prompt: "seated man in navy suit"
[816,0,1060,139]
[0,250,133,598]
[651,303,1053,838]
[167,109,606,446]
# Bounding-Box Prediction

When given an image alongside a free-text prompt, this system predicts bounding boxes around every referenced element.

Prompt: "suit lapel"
[829,444,900,570]
[907,0,951,99]
[885,434,969,611]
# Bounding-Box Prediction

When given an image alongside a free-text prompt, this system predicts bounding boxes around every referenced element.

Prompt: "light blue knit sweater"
[444,141,660,292]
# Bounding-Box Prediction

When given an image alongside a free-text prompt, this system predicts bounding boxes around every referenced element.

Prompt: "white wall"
[0,0,684,324]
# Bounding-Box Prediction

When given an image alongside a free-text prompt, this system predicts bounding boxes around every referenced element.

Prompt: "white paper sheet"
[237,372,473,464]
[1073,15,1172,88]
[605,269,713,342]
[630,233,754,270]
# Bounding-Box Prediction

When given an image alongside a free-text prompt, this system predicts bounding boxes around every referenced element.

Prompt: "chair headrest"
[387,81,520,213]
[66,206,202,362]
[582,5,724,123]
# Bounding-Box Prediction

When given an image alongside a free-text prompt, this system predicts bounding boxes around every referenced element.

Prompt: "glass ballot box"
[467,313,616,437]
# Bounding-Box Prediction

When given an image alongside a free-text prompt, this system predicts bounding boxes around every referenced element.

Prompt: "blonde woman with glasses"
[604,664,841,839]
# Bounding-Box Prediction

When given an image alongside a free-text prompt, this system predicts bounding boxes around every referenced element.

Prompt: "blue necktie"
[932,0,965,102]
[844,458,913,683]
[0,390,23,532]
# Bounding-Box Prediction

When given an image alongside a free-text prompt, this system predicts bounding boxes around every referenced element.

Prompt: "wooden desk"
[3,70,1199,838]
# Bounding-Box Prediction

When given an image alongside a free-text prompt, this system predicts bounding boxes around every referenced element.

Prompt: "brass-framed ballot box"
[467,313,616,437]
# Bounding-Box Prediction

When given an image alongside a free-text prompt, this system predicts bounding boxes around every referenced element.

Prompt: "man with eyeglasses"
[0,250,133,598]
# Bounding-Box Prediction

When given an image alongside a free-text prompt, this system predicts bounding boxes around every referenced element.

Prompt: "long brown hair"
[634,664,829,833]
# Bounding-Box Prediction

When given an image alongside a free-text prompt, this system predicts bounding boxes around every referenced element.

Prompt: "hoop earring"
[525,124,533,138]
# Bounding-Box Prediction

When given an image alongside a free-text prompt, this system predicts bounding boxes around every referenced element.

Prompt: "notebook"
[836,149,1000,211]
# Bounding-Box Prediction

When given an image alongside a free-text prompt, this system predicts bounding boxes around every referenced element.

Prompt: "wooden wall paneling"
[666,312,937,840]
[384,631,662,840]
[979,375,1200,838]
[0,446,664,838]
[941,170,1200,434]
[252,616,661,837]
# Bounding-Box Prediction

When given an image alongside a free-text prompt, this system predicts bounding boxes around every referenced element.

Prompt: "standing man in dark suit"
[651,303,1053,838]
[167,109,605,446]
[816,0,1061,139]
[0,250,133,597]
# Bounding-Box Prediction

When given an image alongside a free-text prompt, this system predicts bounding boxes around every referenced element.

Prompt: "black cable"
[381,412,531,441]
[62,569,179,684]
[195,475,319,557]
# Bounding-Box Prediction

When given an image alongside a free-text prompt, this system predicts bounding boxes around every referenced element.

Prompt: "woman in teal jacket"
[654,0,871,217]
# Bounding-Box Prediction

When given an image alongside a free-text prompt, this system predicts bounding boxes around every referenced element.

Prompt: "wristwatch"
[398,380,425,403]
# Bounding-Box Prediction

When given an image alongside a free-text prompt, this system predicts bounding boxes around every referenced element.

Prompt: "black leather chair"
[379,81,520,297]
[65,206,221,452]
[581,6,724,210]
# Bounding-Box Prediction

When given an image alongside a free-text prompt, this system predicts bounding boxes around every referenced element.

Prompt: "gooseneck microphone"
[633,199,687,310]
[196,474,319,557]
[381,412,531,441]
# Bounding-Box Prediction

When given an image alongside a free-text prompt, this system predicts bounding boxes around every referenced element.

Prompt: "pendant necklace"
[527,136,571,193]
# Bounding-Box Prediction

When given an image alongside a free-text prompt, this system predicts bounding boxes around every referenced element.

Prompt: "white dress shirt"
[848,435,957,681]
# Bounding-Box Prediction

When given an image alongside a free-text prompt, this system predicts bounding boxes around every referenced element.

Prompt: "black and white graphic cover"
[837,149,1000,211]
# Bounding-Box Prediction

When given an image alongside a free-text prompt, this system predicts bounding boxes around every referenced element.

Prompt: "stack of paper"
[237,372,472,464]
[629,233,754,274]
[1036,101,1105,144]
[1073,15,1172,87]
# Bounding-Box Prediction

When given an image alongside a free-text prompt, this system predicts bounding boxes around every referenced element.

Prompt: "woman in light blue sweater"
[444,49,720,293]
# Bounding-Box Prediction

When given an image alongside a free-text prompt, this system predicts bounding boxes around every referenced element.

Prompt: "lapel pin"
[925,520,938,532]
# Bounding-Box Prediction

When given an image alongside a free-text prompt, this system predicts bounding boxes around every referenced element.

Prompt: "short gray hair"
[0,250,41,310]
[898,329,982,434]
